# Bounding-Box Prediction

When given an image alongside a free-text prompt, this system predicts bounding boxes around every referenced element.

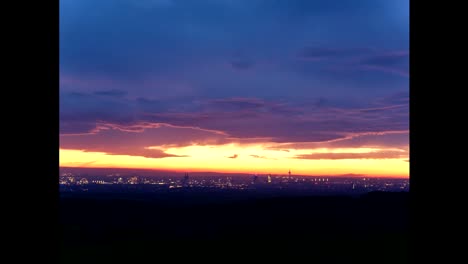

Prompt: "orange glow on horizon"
[60,143,409,178]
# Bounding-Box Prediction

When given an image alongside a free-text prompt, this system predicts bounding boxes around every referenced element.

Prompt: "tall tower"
[288,169,291,177]
[267,174,272,183]
[183,173,189,186]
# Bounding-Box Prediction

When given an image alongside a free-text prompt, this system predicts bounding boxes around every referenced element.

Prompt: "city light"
[59,170,409,194]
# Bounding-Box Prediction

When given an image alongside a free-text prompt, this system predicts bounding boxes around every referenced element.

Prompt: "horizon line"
[59,166,409,179]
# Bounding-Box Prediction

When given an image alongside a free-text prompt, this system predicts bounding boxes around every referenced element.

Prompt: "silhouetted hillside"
[60,191,409,263]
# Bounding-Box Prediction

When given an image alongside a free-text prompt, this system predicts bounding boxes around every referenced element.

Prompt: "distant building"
[129,176,138,184]
[267,174,272,183]
[78,178,88,185]
[68,177,76,184]
[182,173,189,186]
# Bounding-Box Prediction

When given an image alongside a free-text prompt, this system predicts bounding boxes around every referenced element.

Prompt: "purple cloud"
[60,0,409,163]
[359,51,409,77]
[230,59,254,70]
[297,47,372,61]
[294,150,407,160]
[93,89,128,97]
[60,92,408,146]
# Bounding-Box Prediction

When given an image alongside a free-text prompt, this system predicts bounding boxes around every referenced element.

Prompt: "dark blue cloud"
[230,59,254,70]
[297,47,373,60]
[59,91,137,134]
[294,151,407,160]
[60,0,408,88]
[93,89,128,97]
[60,0,409,145]
[60,91,408,145]
[359,52,409,76]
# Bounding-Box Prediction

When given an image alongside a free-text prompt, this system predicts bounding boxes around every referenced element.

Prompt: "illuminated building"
[267,174,272,183]
[129,176,138,184]
[68,177,76,184]
[117,177,123,184]
[79,178,88,185]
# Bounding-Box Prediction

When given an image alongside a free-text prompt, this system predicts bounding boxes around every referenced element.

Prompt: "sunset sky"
[60,0,409,177]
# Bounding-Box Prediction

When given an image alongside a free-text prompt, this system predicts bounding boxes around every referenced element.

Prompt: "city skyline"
[60,0,409,177]
[59,166,409,194]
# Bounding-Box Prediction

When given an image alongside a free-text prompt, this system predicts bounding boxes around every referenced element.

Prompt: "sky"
[60,0,409,177]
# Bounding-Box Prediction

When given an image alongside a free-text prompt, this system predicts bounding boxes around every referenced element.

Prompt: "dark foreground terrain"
[60,191,409,263]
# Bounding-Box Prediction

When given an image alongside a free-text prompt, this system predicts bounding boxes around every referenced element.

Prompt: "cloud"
[60,0,408,104]
[59,94,408,160]
[250,154,267,159]
[60,75,119,89]
[359,51,409,77]
[60,123,227,158]
[132,0,174,8]
[250,154,264,158]
[135,97,171,113]
[60,0,408,162]
[60,91,408,146]
[230,59,254,70]
[378,91,409,105]
[81,160,97,166]
[295,47,409,78]
[207,97,265,111]
[294,150,407,160]
[65,160,98,167]
[100,148,186,159]
[250,154,276,160]
[297,47,372,61]
[60,121,100,136]
[267,131,408,151]
[60,91,137,135]
[361,51,408,67]
[227,154,238,159]
[93,89,128,97]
